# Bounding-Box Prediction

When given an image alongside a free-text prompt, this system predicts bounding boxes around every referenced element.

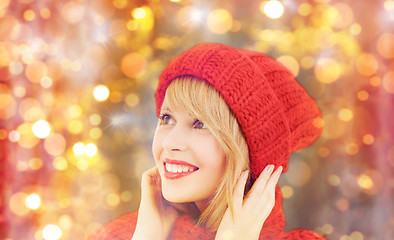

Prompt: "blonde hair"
[161,76,250,230]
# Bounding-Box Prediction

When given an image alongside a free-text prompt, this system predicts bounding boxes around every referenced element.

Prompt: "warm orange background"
[0,0,393,239]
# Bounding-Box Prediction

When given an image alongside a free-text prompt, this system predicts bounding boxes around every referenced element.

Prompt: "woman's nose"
[162,125,187,152]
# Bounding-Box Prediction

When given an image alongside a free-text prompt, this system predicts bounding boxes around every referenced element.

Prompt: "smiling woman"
[152,77,249,229]
[88,43,325,240]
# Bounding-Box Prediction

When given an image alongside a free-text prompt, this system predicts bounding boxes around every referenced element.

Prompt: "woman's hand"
[215,165,282,240]
[132,167,180,240]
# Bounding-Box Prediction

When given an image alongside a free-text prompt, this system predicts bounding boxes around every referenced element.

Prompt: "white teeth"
[165,163,196,173]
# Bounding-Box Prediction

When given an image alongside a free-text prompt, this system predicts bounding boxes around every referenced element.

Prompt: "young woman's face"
[152,106,226,209]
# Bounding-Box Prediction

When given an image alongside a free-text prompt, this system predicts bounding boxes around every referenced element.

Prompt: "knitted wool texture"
[155,43,322,178]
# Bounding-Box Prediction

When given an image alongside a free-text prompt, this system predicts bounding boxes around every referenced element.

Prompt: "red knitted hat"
[154,43,322,179]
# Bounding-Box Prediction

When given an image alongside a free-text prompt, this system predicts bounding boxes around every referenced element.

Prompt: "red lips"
[163,158,199,179]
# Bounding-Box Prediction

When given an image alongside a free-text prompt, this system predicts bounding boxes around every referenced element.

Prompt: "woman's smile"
[163,158,199,179]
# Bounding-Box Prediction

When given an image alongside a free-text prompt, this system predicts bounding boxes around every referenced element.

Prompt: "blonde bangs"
[161,77,250,231]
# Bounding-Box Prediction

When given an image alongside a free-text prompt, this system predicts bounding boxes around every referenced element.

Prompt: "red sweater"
[88,187,326,240]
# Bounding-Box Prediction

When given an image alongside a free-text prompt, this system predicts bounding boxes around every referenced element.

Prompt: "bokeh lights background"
[0,0,393,239]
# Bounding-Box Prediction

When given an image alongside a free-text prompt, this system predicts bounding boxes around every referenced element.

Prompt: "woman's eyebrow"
[161,107,173,113]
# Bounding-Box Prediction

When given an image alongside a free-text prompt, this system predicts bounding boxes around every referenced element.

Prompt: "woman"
[89,43,325,240]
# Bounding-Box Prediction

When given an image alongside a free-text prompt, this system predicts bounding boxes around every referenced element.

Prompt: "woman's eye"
[193,119,207,129]
[159,114,174,125]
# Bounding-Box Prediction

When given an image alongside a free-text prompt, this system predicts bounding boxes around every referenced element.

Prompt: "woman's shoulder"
[87,210,138,240]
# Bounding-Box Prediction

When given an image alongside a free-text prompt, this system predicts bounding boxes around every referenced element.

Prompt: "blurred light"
[345,143,359,155]
[73,142,85,155]
[132,7,147,19]
[350,231,364,240]
[85,143,98,157]
[318,147,330,158]
[356,54,378,76]
[59,215,73,230]
[298,3,312,16]
[32,120,51,139]
[377,33,394,59]
[26,60,48,83]
[13,85,26,98]
[125,93,140,107]
[170,0,181,2]
[9,192,29,216]
[9,130,21,142]
[328,174,341,186]
[362,134,374,145]
[338,108,353,122]
[358,174,373,190]
[68,120,83,134]
[106,193,120,206]
[90,127,103,139]
[176,6,204,32]
[126,20,138,31]
[277,55,299,76]
[113,0,127,9]
[61,1,85,24]
[41,76,53,88]
[322,224,334,235]
[93,85,110,102]
[384,0,394,10]
[120,53,147,78]
[350,23,362,35]
[300,56,315,69]
[89,114,102,125]
[332,3,354,29]
[281,185,294,198]
[24,9,35,21]
[44,133,66,156]
[40,8,51,19]
[9,61,24,75]
[315,58,342,84]
[382,71,394,93]
[53,157,68,171]
[28,157,43,170]
[191,9,202,23]
[77,159,89,171]
[369,76,381,87]
[59,198,71,208]
[207,9,233,34]
[42,224,62,240]
[120,191,132,202]
[336,198,349,211]
[25,193,41,210]
[68,105,83,119]
[261,0,284,19]
[357,90,369,101]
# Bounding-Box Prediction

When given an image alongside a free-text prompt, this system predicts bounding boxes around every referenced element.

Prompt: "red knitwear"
[88,187,325,239]
[89,43,325,239]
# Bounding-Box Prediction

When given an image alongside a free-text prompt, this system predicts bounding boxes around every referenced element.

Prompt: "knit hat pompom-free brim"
[155,43,323,179]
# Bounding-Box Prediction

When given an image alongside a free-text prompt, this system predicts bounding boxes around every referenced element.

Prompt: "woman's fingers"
[244,165,282,205]
[246,165,274,198]
[233,170,249,211]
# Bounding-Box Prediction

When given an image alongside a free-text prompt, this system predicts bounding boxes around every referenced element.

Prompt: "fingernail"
[275,166,283,175]
[243,170,249,179]
[267,165,274,174]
